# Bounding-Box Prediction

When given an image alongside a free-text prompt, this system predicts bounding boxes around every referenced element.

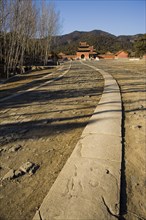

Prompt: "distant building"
[115,50,129,59]
[58,42,97,60]
[58,46,129,61]
[98,52,115,59]
[63,55,77,60]
[76,42,97,59]
[58,52,66,59]
[58,53,76,60]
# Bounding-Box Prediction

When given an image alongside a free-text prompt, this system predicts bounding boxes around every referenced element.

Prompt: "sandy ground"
[88,59,146,220]
[0,59,145,220]
[0,61,104,220]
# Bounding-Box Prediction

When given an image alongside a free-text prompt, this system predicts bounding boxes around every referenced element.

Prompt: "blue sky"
[36,0,146,36]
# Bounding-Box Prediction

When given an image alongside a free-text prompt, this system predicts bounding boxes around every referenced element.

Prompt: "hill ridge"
[54,29,144,55]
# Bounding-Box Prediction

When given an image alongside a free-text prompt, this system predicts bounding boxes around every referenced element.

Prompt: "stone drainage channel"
[33,61,123,220]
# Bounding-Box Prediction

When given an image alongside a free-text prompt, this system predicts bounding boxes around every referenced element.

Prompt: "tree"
[0,0,61,78]
[133,34,146,57]
[38,0,60,65]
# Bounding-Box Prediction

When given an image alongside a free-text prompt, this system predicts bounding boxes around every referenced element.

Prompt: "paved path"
[33,61,122,220]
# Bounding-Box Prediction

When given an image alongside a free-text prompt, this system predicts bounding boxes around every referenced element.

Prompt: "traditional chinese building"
[58,52,76,60]
[115,50,129,59]
[98,51,115,59]
[76,42,97,59]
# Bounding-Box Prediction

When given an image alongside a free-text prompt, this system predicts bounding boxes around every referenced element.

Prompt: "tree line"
[0,0,61,78]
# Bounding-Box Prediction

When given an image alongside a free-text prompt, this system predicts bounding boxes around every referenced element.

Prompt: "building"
[58,52,66,59]
[58,45,129,61]
[76,42,97,59]
[115,50,129,59]
[98,52,115,59]
[58,53,76,60]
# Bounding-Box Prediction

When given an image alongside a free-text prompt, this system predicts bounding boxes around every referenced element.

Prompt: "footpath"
[33,62,122,220]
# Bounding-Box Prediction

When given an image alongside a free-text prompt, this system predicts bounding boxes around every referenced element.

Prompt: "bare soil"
[0,59,145,220]
[0,61,104,220]
[88,59,146,220]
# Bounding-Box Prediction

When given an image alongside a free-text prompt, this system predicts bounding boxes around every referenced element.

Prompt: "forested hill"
[53,30,144,55]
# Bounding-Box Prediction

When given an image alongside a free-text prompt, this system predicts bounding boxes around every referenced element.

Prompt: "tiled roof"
[89,52,97,55]
[98,54,115,59]
[58,52,66,56]
[77,48,90,52]
[77,41,97,54]
[115,50,128,56]
[79,41,89,47]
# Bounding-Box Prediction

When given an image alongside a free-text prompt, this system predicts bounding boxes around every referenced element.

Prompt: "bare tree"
[0,0,61,78]
[0,0,10,76]
[38,0,60,65]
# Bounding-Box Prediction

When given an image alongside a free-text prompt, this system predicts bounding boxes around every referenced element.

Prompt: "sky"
[36,0,146,36]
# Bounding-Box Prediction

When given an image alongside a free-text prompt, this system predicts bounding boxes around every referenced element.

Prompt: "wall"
[116,51,128,58]
[76,52,90,59]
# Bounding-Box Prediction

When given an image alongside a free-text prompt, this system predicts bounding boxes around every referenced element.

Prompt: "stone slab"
[33,157,120,220]
[82,108,121,136]
[71,134,122,162]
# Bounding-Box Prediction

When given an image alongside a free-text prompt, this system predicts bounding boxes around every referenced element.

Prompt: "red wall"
[116,51,128,58]
[76,52,90,59]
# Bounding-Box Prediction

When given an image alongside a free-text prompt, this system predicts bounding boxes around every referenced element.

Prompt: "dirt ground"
[0,61,104,220]
[88,59,146,220]
[0,59,145,220]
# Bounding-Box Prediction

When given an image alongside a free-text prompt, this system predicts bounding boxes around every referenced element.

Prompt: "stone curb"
[33,61,122,220]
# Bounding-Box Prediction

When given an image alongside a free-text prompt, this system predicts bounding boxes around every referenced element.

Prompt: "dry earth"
[0,61,104,220]
[87,59,146,220]
[0,59,145,220]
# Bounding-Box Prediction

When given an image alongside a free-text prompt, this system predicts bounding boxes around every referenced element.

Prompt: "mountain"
[53,30,144,55]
